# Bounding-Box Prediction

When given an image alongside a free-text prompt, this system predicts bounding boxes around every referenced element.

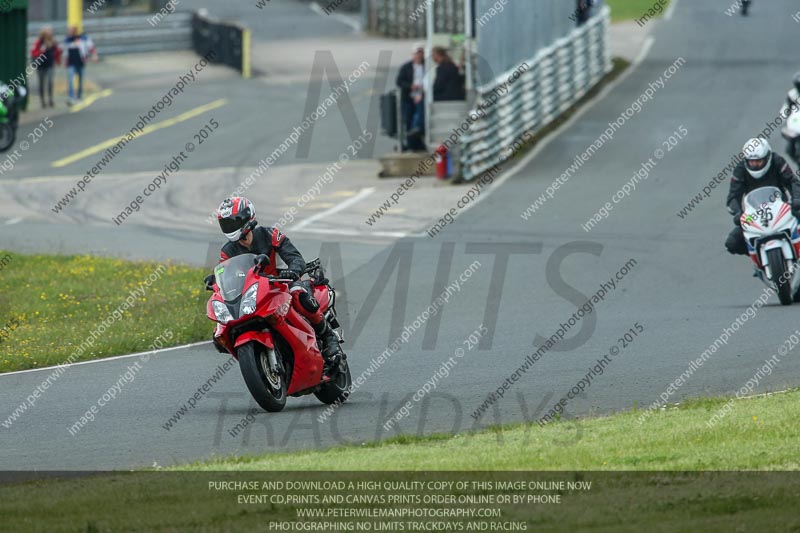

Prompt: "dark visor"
[219,216,246,234]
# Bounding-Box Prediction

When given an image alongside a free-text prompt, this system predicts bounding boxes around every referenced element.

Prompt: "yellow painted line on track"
[69,89,113,113]
[52,98,228,168]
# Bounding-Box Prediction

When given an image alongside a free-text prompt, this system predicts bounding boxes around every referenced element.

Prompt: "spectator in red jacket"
[30,27,61,108]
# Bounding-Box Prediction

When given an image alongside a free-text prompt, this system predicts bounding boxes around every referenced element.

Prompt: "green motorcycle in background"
[0,83,24,153]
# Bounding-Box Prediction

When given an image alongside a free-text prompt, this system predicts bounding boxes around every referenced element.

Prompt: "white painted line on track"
[664,0,679,21]
[291,187,376,231]
[0,341,212,378]
[0,31,660,381]
[295,227,408,239]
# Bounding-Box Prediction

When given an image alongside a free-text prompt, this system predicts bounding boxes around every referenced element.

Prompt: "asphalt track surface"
[4,0,800,470]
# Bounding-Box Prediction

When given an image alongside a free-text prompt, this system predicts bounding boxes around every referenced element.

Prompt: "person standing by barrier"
[575,0,595,26]
[30,27,60,108]
[431,46,465,102]
[64,26,96,106]
[396,43,426,151]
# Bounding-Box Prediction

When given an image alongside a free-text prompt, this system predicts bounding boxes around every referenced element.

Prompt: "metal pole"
[67,0,83,32]
[241,28,251,79]
[360,0,369,33]
[425,0,434,148]
[464,0,473,95]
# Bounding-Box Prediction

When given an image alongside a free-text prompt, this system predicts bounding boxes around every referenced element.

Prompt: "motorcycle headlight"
[212,300,234,324]
[240,283,259,316]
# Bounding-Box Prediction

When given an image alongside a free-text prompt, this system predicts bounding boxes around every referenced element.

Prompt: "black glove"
[733,213,743,226]
[253,254,270,272]
[204,274,215,291]
[278,269,300,281]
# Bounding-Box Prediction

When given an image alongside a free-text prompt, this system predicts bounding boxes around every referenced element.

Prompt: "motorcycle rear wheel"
[0,123,14,153]
[314,356,352,405]
[238,342,287,412]
[767,248,793,306]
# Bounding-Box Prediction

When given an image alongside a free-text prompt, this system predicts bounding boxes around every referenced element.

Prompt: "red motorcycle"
[207,253,351,412]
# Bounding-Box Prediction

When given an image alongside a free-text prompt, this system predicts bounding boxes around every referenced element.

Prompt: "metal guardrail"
[26,12,192,55]
[459,5,612,181]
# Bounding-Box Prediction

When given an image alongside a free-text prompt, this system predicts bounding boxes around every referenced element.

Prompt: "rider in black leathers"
[725,138,800,255]
[210,197,343,373]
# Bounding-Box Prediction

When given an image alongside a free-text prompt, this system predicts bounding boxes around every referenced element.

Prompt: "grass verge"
[0,251,210,373]
[1,390,798,531]
[180,389,800,472]
[606,0,670,23]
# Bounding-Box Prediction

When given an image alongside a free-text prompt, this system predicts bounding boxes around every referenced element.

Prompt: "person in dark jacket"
[575,0,594,25]
[63,26,96,105]
[431,46,465,102]
[396,44,426,151]
[31,27,60,108]
[725,138,800,255]
[212,197,343,372]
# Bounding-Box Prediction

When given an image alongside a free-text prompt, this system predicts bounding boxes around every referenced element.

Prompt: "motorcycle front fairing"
[741,187,800,275]
[781,106,800,142]
[206,254,324,394]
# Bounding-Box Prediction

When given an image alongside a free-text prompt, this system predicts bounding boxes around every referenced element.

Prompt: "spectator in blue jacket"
[64,26,96,105]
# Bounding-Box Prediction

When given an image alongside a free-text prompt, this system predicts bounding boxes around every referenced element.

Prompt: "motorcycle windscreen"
[214,253,256,302]
[744,186,782,210]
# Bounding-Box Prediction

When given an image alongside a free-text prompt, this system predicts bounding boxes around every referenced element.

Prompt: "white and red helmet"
[217,197,256,241]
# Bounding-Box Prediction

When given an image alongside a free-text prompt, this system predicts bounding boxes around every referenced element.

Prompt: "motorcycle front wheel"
[767,248,793,305]
[0,123,14,153]
[238,342,287,412]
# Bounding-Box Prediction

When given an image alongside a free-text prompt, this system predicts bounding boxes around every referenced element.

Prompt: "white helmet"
[742,138,772,179]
